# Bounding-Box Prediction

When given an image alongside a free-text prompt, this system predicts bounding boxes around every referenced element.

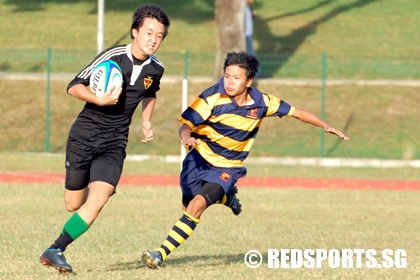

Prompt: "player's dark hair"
[131,4,170,39]
[223,52,260,79]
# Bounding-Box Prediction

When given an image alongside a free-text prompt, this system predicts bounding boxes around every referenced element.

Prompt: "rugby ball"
[89,60,123,97]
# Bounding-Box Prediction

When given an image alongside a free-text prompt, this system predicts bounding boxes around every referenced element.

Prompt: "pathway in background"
[1,72,420,87]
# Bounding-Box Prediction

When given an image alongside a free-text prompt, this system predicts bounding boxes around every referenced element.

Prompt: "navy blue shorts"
[64,137,126,190]
[180,149,247,196]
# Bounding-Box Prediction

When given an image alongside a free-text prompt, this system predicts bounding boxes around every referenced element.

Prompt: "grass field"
[1,0,419,78]
[1,0,418,57]
[1,0,419,158]
[1,154,418,278]
[1,182,418,279]
[1,1,419,278]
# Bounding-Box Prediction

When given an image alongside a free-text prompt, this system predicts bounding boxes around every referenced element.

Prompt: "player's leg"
[141,151,245,268]
[40,180,115,273]
[75,147,123,225]
[74,152,123,225]
[184,184,242,215]
[144,170,243,267]
[39,148,91,273]
[64,169,90,212]
[142,183,225,269]
[76,181,115,224]
[142,209,200,269]
[203,167,245,216]
[40,148,123,273]
[142,151,204,268]
[62,138,91,212]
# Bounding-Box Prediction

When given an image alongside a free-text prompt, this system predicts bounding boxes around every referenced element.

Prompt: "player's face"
[131,17,165,60]
[224,65,253,99]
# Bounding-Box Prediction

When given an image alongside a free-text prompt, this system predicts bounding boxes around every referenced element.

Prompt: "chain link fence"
[1,48,419,160]
[1,48,419,79]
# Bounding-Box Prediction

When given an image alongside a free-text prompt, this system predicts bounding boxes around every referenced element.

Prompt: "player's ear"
[246,78,253,88]
[131,28,137,38]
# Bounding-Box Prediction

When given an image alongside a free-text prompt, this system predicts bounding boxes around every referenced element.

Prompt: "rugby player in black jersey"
[39,4,170,274]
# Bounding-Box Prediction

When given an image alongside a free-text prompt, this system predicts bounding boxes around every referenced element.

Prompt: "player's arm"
[291,108,350,140]
[67,83,121,106]
[179,123,200,148]
[141,97,156,143]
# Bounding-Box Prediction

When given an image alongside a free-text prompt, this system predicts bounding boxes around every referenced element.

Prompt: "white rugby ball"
[89,60,123,97]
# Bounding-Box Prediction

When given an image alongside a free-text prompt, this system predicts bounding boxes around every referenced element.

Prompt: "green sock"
[51,212,90,251]
[63,212,90,240]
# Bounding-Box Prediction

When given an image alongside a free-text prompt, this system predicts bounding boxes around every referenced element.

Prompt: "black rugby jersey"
[67,44,164,148]
[179,78,295,168]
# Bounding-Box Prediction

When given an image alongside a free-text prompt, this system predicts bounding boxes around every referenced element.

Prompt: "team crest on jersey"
[144,76,153,89]
[246,108,259,119]
[220,172,231,182]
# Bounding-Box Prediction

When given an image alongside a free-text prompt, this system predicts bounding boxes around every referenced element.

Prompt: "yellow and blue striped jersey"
[179,78,295,168]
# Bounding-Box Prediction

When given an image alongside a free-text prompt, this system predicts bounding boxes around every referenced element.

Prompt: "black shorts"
[64,137,126,190]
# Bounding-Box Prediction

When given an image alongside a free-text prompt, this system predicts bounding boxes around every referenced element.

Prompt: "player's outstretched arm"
[291,108,350,140]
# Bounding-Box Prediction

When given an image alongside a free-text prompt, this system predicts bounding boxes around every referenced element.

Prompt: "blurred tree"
[214,0,246,78]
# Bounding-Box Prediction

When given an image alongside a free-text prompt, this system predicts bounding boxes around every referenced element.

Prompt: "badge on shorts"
[220,172,231,182]
[144,76,153,89]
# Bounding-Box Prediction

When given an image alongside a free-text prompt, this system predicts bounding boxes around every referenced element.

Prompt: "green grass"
[0,2,418,279]
[0,0,419,78]
[1,0,418,56]
[0,183,418,279]
[1,0,419,159]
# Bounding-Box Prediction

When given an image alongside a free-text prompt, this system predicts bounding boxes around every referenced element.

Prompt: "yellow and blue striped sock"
[157,211,200,261]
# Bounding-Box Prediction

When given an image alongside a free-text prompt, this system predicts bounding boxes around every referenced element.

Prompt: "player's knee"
[193,194,207,207]
[64,200,81,212]
[64,187,88,212]
[182,194,194,208]
[186,195,207,218]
